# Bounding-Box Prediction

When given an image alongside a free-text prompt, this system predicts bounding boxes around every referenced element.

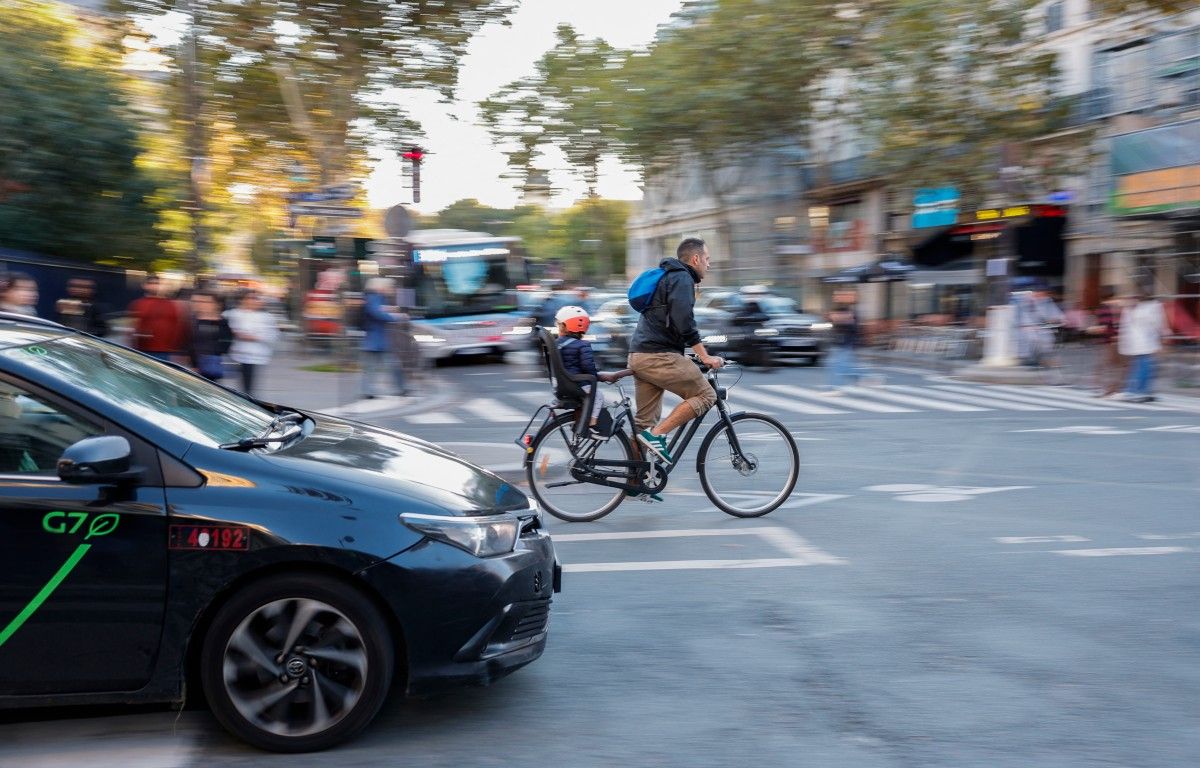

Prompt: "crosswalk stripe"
[761,384,916,413]
[1007,385,1173,411]
[727,386,848,415]
[405,411,463,424]
[506,390,552,406]
[1152,393,1200,414]
[840,386,987,411]
[459,398,529,422]
[952,385,1115,411]
[914,385,1054,411]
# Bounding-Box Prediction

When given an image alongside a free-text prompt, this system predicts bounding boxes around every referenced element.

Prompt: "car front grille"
[780,326,812,336]
[502,598,551,643]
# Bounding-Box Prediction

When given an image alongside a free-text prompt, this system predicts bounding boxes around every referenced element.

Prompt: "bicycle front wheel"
[697,412,799,517]
[526,413,635,523]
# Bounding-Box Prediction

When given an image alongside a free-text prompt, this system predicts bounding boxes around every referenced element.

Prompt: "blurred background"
[0,0,1197,389]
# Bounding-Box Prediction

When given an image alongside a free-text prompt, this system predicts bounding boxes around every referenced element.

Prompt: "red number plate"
[169,525,250,551]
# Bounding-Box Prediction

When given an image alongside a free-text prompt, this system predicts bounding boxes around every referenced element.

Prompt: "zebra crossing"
[395,380,1200,424]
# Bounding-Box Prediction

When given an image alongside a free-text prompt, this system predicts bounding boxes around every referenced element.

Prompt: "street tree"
[0,0,162,266]
[842,0,1077,209]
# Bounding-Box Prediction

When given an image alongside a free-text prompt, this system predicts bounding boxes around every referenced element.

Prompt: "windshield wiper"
[219,411,306,451]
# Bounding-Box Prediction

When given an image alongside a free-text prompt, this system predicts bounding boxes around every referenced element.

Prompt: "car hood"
[267,413,528,514]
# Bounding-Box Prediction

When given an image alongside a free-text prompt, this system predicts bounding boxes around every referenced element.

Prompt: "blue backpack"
[627,264,683,314]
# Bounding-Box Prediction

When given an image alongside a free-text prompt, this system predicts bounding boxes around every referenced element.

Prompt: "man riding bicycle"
[628,237,724,464]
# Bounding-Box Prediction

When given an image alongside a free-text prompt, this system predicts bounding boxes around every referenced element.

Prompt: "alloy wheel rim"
[223,597,369,738]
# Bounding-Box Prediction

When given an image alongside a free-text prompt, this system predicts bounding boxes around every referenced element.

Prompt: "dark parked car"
[0,313,559,752]
[696,290,829,365]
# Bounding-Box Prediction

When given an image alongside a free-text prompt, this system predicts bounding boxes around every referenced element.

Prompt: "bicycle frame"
[520,368,750,496]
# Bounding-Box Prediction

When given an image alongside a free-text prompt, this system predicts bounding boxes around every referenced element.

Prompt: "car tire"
[200,573,395,753]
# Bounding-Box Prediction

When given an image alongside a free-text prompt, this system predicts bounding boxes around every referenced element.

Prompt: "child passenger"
[554,305,606,436]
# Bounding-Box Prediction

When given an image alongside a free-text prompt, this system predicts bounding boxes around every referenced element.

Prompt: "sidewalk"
[256,347,456,418]
[861,342,1200,399]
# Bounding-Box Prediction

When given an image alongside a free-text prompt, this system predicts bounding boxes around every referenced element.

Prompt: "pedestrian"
[129,274,184,361]
[1087,286,1125,397]
[826,294,861,393]
[360,277,408,399]
[1117,288,1170,403]
[55,278,109,336]
[186,289,233,382]
[224,289,279,398]
[0,272,38,316]
[627,237,723,497]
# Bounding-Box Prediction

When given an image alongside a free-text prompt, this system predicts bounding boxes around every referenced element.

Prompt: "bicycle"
[515,329,800,522]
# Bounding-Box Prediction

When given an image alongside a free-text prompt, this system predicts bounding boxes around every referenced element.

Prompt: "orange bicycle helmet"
[554,305,590,334]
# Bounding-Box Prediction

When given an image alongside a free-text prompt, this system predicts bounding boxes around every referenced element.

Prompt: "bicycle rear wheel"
[526,412,635,522]
[697,412,799,517]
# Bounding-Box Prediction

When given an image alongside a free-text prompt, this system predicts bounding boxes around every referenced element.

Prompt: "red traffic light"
[401,147,424,162]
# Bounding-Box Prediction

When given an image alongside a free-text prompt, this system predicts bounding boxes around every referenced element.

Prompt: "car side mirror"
[58,436,143,484]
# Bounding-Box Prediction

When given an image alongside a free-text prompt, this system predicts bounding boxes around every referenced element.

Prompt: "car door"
[0,377,168,695]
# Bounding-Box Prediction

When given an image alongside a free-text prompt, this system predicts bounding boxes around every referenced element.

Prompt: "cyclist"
[628,237,723,464]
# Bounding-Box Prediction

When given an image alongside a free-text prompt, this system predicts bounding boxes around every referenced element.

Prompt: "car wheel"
[200,573,395,753]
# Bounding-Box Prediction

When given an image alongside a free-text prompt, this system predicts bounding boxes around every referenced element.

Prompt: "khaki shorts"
[627,352,717,433]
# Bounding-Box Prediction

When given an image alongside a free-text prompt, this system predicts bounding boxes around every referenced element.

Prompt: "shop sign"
[912,187,959,229]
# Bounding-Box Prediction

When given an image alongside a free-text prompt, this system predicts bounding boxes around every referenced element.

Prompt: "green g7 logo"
[42,511,120,540]
[0,511,123,648]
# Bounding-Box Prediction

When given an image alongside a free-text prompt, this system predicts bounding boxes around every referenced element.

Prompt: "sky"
[366,0,686,214]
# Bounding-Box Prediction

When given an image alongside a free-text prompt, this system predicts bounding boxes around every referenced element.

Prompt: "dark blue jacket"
[556,335,597,378]
[629,258,702,353]
[361,292,396,352]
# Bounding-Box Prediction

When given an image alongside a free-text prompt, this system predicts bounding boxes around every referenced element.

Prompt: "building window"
[1045,1,1065,34]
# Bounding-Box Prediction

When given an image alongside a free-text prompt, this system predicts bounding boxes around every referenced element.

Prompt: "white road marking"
[1054,547,1192,557]
[1012,425,1134,435]
[864,484,1031,503]
[840,385,986,412]
[565,558,813,572]
[987,385,1134,411]
[1135,532,1200,540]
[405,411,463,424]
[1140,424,1200,433]
[1020,386,1173,411]
[762,384,915,413]
[552,526,846,570]
[925,385,1056,410]
[727,386,848,415]
[888,384,1046,411]
[995,535,1091,544]
[506,390,553,406]
[1151,393,1200,414]
[459,398,528,423]
[948,385,1114,411]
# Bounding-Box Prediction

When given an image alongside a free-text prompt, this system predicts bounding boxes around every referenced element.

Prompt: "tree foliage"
[118,0,518,179]
[0,0,162,265]
[843,0,1075,207]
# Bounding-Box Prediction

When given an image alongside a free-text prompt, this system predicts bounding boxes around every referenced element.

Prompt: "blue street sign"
[912,187,959,228]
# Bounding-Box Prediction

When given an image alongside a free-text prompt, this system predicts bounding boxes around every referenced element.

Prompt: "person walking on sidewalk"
[225,289,278,398]
[186,289,233,382]
[1088,286,1125,397]
[826,294,861,394]
[1118,288,1170,403]
[360,277,408,399]
[129,274,184,361]
[627,237,722,467]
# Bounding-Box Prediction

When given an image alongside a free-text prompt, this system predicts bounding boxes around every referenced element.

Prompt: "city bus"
[378,229,532,362]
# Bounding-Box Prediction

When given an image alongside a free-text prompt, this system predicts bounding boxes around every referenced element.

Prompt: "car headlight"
[754,328,779,336]
[400,512,520,558]
[503,325,533,336]
[413,334,446,344]
[583,333,612,342]
[702,334,727,344]
[811,322,832,331]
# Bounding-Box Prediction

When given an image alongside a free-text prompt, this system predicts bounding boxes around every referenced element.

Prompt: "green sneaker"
[624,489,663,503]
[637,429,674,464]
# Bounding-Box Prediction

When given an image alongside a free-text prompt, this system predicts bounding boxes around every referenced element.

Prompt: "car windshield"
[0,336,277,447]
[756,296,796,315]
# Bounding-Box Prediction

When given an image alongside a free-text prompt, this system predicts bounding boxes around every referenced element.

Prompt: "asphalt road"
[3,359,1199,767]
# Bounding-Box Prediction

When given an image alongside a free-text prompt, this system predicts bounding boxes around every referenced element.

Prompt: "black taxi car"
[0,313,559,752]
